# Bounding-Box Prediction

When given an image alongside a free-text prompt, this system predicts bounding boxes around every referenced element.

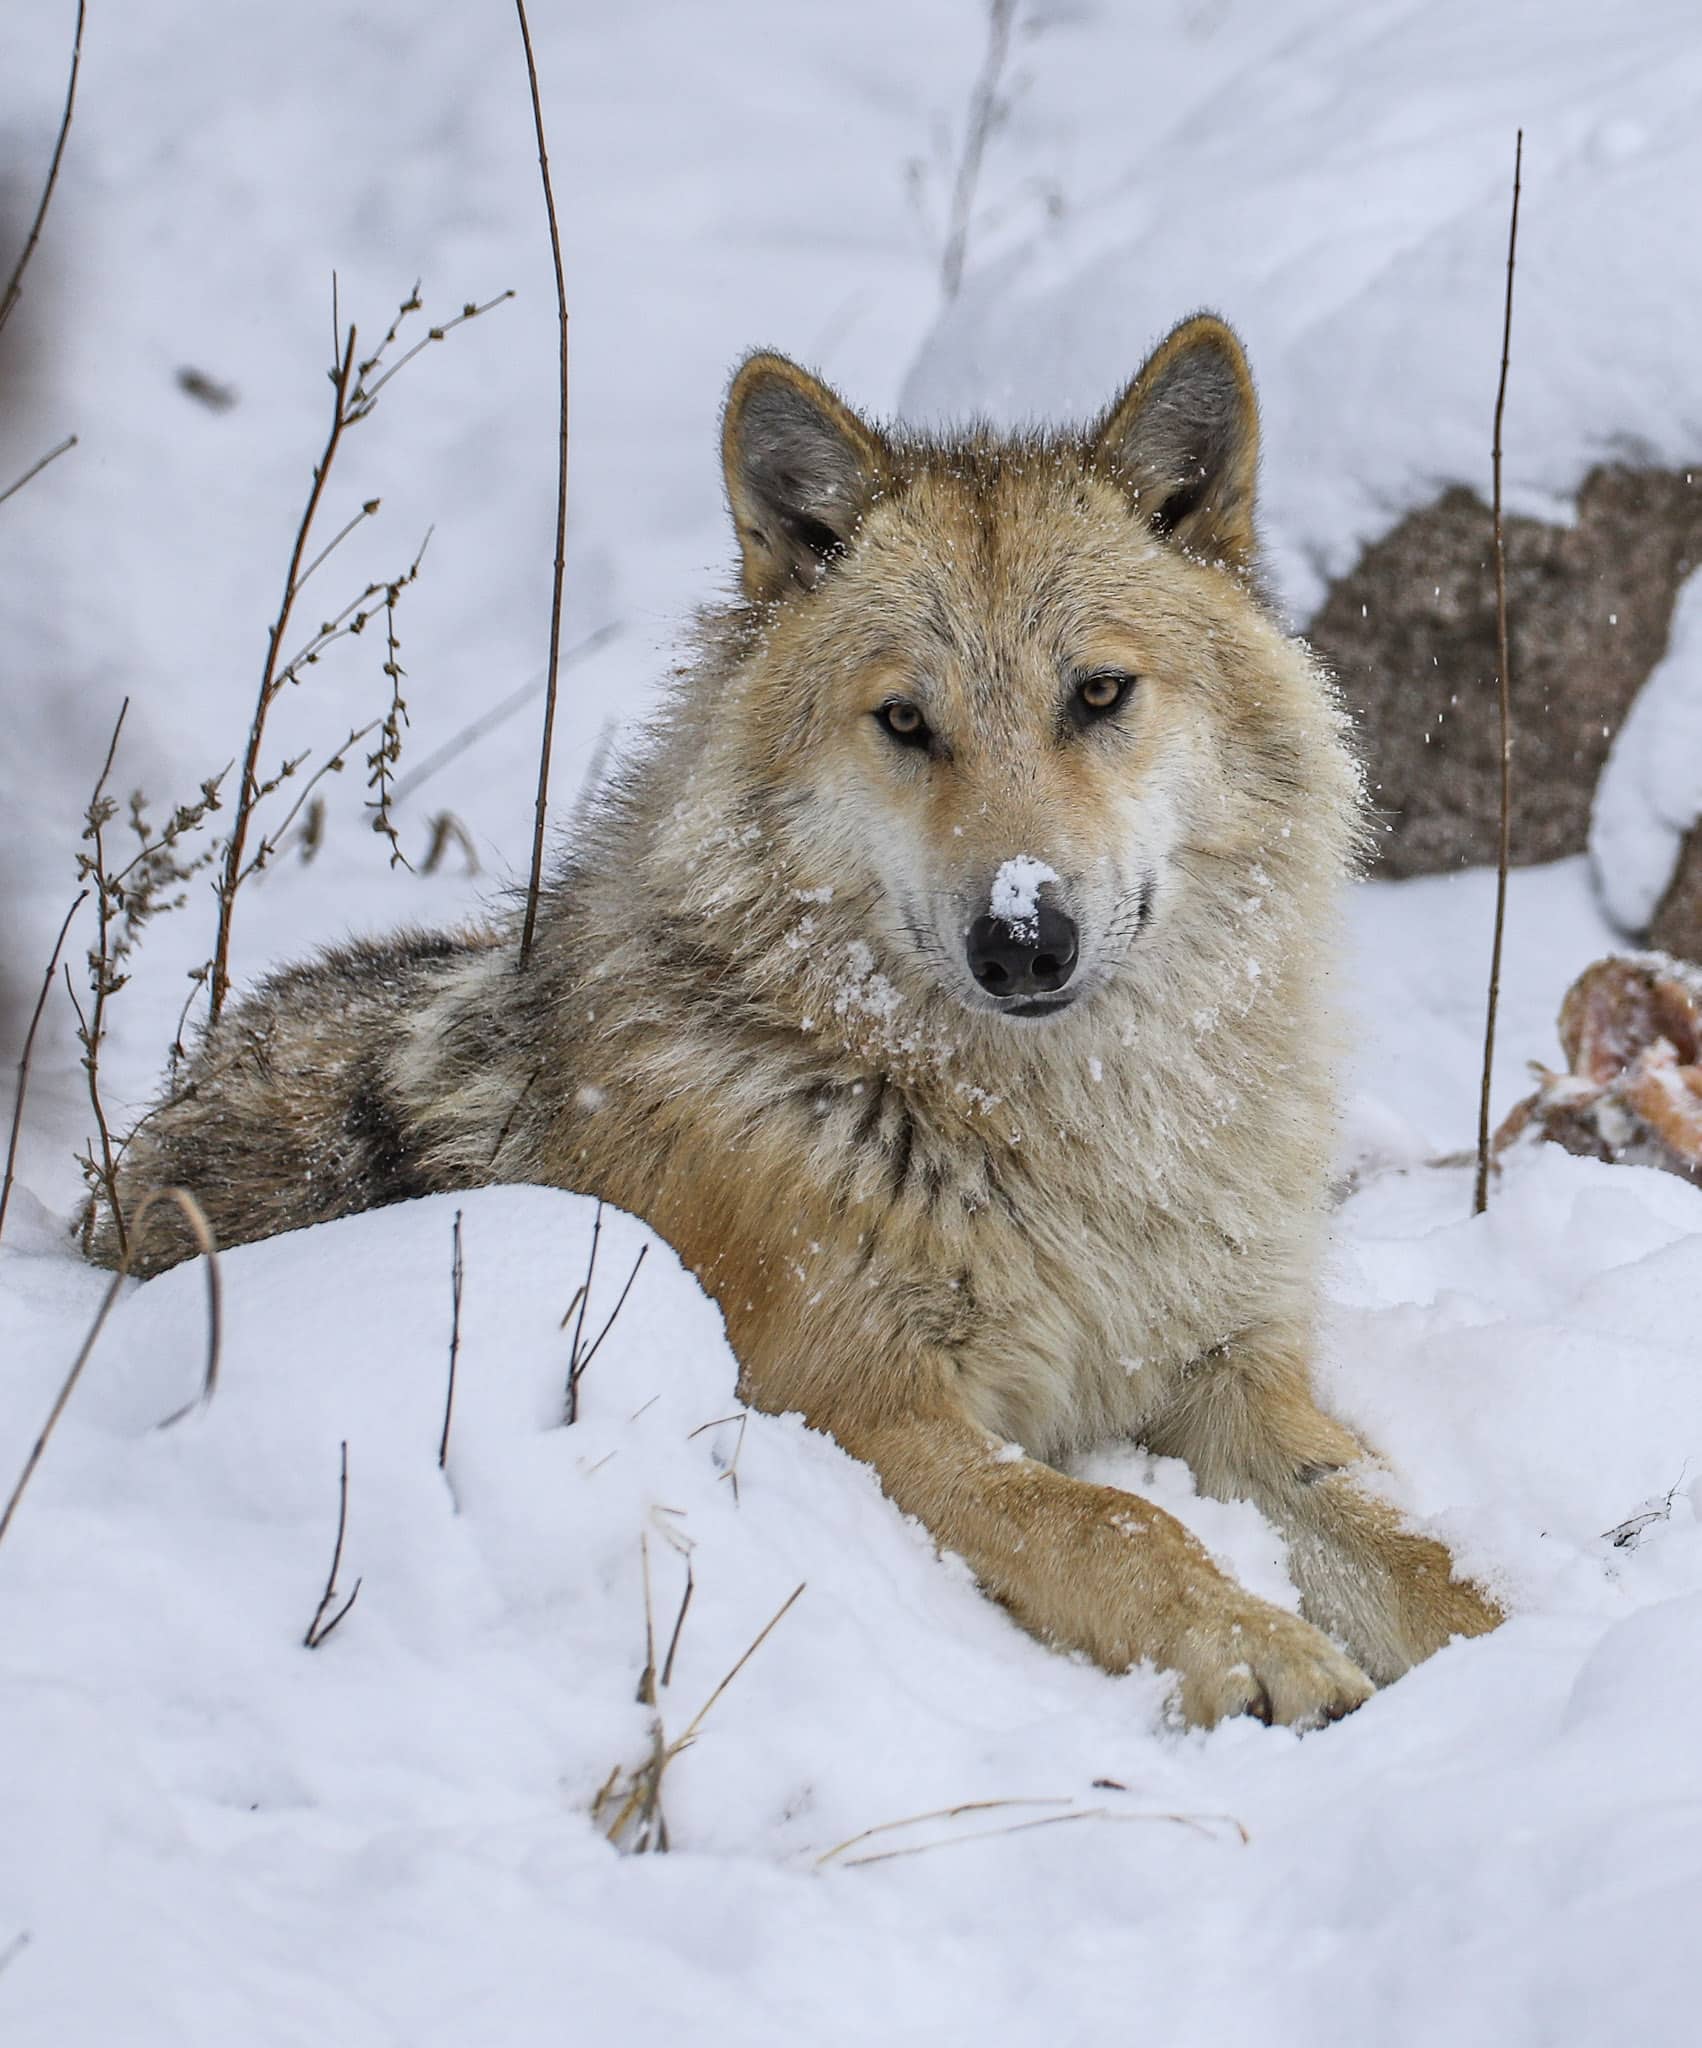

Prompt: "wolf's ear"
[1090,315,1260,572]
[722,353,889,602]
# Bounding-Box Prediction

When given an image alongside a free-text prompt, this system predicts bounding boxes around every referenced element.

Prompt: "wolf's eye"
[875,698,932,748]
[1073,670,1136,723]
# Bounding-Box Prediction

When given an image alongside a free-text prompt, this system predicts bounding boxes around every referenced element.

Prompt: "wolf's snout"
[967,901,1079,1000]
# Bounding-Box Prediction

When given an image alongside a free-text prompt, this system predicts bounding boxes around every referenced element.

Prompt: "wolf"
[94,315,1500,1726]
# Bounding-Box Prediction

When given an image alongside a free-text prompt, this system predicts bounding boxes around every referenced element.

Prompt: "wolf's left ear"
[723,353,889,602]
[1090,315,1260,573]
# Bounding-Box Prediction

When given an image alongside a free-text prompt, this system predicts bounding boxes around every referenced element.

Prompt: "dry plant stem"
[514,0,572,970]
[0,0,85,336]
[0,1187,220,1558]
[303,1440,362,1647]
[210,327,358,1025]
[562,1197,603,1422]
[439,1209,464,1468]
[816,1797,1072,1868]
[0,433,78,510]
[940,0,1017,301]
[76,702,131,1260]
[835,1806,1240,1870]
[601,1573,801,1853]
[0,890,87,1248]
[1475,129,1523,1218]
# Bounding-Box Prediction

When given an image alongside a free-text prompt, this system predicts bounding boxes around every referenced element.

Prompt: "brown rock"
[1650,817,1702,963]
[1306,465,1702,877]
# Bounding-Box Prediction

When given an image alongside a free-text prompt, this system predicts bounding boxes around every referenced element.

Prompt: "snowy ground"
[5,2,1702,2042]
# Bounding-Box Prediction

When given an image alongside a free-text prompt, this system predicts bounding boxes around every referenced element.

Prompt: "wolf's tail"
[86,929,487,1276]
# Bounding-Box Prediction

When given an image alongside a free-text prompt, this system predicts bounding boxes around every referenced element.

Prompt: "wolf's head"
[700,316,1352,1040]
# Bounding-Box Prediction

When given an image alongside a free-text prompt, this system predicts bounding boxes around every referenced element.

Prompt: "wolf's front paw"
[1174,1600,1374,1731]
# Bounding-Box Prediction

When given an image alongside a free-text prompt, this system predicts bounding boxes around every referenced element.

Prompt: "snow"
[988,853,1057,932]
[1591,567,1702,932]
[900,0,1702,625]
[6,0,1702,2041]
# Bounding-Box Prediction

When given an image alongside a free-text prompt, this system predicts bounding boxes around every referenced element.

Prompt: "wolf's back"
[89,929,493,1275]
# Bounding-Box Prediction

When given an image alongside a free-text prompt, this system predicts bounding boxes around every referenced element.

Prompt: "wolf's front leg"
[834,1408,1374,1729]
[1148,1329,1502,1684]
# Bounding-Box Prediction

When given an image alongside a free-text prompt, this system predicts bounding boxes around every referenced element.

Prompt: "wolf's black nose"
[967,903,1079,997]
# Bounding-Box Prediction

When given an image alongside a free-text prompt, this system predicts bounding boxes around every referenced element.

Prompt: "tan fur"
[95,317,1499,1726]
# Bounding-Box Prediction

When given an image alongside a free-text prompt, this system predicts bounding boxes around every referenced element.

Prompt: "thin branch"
[659,1553,695,1692]
[562,1197,603,1423]
[571,1245,648,1385]
[348,290,515,417]
[293,497,380,598]
[438,1210,464,1468]
[210,325,358,1025]
[940,0,1017,301]
[1475,130,1523,1218]
[73,701,132,1260]
[0,0,86,337]
[515,0,572,969]
[0,890,86,1248]
[0,433,77,510]
[0,1187,219,1558]
[303,1439,362,1647]
[237,721,380,889]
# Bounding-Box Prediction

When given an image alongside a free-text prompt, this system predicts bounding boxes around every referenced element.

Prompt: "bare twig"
[514,0,572,970]
[1475,130,1523,1218]
[570,1245,648,1392]
[303,1440,362,1648]
[210,326,358,1024]
[366,532,432,868]
[0,1187,220,1558]
[236,720,380,890]
[0,0,85,337]
[209,282,504,1023]
[562,1223,648,1421]
[439,1209,464,1468]
[0,890,87,1248]
[940,0,1018,301]
[659,1552,695,1691]
[0,433,77,510]
[72,703,132,1258]
[0,1930,29,1978]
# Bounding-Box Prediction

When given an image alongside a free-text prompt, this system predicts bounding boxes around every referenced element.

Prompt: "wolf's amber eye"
[875,698,931,748]
[1074,670,1135,721]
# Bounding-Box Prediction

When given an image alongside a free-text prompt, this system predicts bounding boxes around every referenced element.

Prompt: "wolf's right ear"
[722,354,889,602]
[1090,315,1261,573]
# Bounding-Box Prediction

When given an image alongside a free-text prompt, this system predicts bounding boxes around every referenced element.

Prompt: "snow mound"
[900,2,1702,622]
[1591,567,1702,932]
[5,1154,1702,2040]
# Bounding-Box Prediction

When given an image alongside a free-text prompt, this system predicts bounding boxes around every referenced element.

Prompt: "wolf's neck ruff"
[96,317,1496,1731]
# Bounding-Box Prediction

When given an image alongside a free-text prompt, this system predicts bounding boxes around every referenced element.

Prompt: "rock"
[1650,818,1702,963]
[1306,465,1702,878]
